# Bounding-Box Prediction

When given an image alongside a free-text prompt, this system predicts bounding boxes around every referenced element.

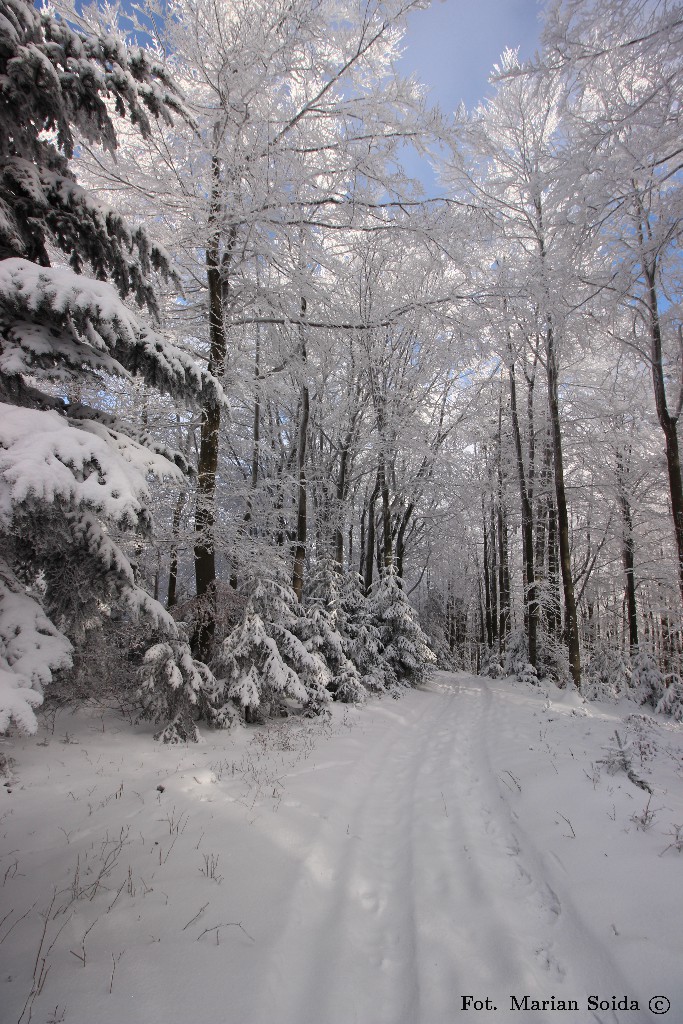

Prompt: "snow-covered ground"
[1,672,682,1024]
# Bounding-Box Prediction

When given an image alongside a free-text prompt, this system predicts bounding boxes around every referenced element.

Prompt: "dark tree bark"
[616,448,639,653]
[230,326,261,591]
[535,438,551,585]
[193,147,237,660]
[508,357,537,667]
[167,490,186,609]
[545,322,581,687]
[447,583,456,653]
[333,404,361,572]
[378,453,392,571]
[394,502,413,581]
[488,496,499,647]
[292,299,309,603]
[546,484,560,639]
[496,398,510,654]
[482,497,494,649]
[364,473,380,593]
[642,257,683,608]
[335,443,350,570]
[496,495,510,654]
[358,501,366,582]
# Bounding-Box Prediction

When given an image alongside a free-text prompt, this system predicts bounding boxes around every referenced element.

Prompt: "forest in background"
[1,0,682,742]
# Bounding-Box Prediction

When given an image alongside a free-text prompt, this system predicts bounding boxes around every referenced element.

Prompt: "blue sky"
[399,0,542,112]
[397,0,542,190]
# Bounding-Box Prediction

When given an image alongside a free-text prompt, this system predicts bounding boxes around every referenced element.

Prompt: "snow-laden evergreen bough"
[338,573,387,693]
[214,561,438,722]
[214,579,332,721]
[368,567,436,689]
[301,559,366,704]
[0,0,226,739]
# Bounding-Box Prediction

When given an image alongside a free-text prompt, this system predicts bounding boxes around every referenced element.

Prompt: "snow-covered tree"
[544,0,683,614]
[301,559,365,703]
[214,580,331,721]
[630,651,665,709]
[369,567,436,688]
[138,634,235,742]
[338,572,386,692]
[0,0,225,736]
[656,674,683,723]
[0,557,72,733]
[583,641,631,702]
[75,0,445,653]
[0,0,182,292]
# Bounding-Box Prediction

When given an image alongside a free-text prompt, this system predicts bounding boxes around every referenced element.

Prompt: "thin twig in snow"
[109,952,124,994]
[196,921,255,943]
[182,902,209,930]
[1,902,37,945]
[557,812,576,838]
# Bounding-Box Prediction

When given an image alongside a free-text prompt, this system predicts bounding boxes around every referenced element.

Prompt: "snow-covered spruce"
[630,650,665,708]
[138,637,236,742]
[368,567,436,688]
[0,557,72,732]
[656,674,683,722]
[500,629,539,686]
[301,559,366,703]
[0,398,224,737]
[214,580,331,721]
[583,641,632,702]
[0,260,223,410]
[0,270,226,738]
[0,0,225,738]
[503,626,528,678]
[0,0,185,306]
[337,573,386,693]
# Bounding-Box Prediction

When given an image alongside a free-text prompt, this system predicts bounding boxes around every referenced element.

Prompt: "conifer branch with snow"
[0,0,224,738]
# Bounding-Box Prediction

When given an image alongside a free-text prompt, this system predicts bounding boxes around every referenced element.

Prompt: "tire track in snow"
[471,675,639,1024]
[409,675,570,1023]
[247,673,639,1024]
[251,696,437,1024]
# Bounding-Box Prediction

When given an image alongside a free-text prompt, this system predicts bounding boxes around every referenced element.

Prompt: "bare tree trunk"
[496,398,510,655]
[193,148,236,660]
[545,322,581,687]
[364,473,380,593]
[533,192,580,685]
[358,501,366,581]
[482,497,494,649]
[447,583,456,653]
[167,491,186,609]
[497,496,510,654]
[292,298,309,603]
[643,260,683,608]
[489,500,498,646]
[333,422,360,573]
[616,448,639,653]
[547,462,561,642]
[230,327,261,591]
[395,502,413,580]
[535,438,551,586]
[378,454,392,571]
[508,357,537,667]
[335,444,349,571]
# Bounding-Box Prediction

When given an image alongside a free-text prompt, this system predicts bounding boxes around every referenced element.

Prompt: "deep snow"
[1,672,682,1024]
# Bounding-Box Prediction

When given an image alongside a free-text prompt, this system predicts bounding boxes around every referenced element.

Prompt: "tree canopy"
[1,0,682,736]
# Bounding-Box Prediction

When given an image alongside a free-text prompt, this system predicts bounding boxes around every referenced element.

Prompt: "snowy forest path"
[5,670,668,1024]
[249,672,633,1024]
